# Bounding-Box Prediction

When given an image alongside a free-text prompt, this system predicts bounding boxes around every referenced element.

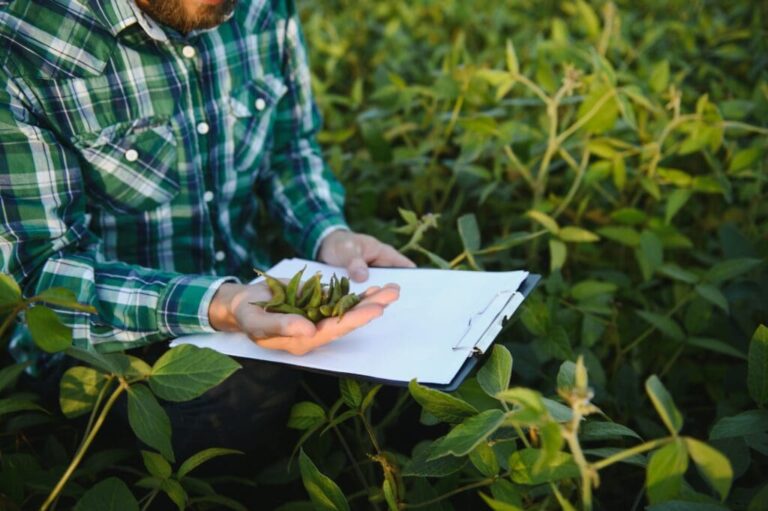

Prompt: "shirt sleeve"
[256,0,349,259]
[0,71,236,354]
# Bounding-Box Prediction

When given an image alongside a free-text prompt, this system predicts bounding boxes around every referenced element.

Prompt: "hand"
[208,281,400,355]
[318,230,416,282]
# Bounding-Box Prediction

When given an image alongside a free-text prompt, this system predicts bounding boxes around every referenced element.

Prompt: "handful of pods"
[251,266,362,323]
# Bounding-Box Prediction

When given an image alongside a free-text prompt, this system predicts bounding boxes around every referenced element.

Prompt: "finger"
[316,303,385,336]
[256,304,386,355]
[243,311,316,339]
[359,285,400,306]
[368,244,417,268]
[347,257,369,282]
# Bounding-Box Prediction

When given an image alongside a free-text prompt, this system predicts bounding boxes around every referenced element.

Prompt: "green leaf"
[479,492,524,511]
[288,401,326,430]
[408,379,478,424]
[686,337,746,360]
[636,311,685,341]
[665,189,692,224]
[557,361,576,390]
[177,447,242,479]
[637,230,664,280]
[59,366,108,418]
[74,477,139,511]
[542,325,574,361]
[705,258,762,283]
[402,440,467,477]
[26,305,72,353]
[575,0,600,38]
[298,449,350,511]
[596,226,641,247]
[0,362,30,394]
[505,39,520,75]
[709,409,768,439]
[0,397,46,417]
[495,387,547,423]
[161,479,187,511]
[127,384,174,462]
[490,480,523,507]
[646,439,688,504]
[571,280,617,301]
[148,344,240,402]
[477,344,513,397]
[360,384,382,412]
[558,226,599,243]
[527,210,560,234]
[576,84,618,134]
[141,450,172,479]
[428,409,506,459]
[458,213,481,252]
[645,375,684,435]
[649,60,670,93]
[0,274,22,308]
[749,483,768,511]
[509,448,579,485]
[469,441,499,477]
[684,438,732,501]
[657,263,699,284]
[748,325,768,406]
[549,239,567,272]
[695,284,729,313]
[339,379,362,408]
[579,421,642,441]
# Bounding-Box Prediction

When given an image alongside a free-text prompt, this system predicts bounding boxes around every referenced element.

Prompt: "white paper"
[171,258,529,385]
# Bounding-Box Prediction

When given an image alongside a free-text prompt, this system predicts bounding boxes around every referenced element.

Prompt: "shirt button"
[196,122,210,135]
[203,191,214,202]
[182,45,196,59]
[254,98,267,111]
[124,149,139,162]
[214,250,226,262]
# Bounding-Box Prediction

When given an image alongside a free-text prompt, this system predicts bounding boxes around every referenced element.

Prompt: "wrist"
[208,282,244,332]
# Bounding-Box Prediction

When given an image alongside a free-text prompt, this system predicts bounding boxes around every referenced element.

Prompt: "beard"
[138,0,237,34]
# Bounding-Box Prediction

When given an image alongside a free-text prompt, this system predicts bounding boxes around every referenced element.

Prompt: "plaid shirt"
[0,0,348,362]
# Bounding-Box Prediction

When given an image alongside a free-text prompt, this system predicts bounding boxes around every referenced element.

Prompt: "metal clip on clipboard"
[451,289,526,357]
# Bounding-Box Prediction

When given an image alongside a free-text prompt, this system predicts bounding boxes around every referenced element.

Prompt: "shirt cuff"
[156,274,240,337]
[302,212,349,260]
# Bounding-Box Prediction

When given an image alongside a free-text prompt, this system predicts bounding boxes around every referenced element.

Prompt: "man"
[0,0,412,458]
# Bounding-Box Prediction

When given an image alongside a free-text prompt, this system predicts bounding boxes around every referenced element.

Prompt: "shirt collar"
[87,0,169,42]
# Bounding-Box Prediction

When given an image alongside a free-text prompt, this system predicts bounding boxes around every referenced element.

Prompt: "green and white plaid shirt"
[0,0,348,362]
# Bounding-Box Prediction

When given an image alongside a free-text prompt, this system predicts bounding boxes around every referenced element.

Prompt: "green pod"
[297,272,321,308]
[307,278,323,308]
[319,304,333,317]
[306,307,321,322]
[332,293,361,319]
[267,303,307,317]
[340,276,350,295]
[286,266,306,307]
[253,269,286,308]
[329,274,342,306]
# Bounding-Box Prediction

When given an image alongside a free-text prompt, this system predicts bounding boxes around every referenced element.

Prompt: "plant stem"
[359,410,381,454]
[332,424,377,510]
[592,437,670,471]
[402,476,499,509]
[140,488,161,511]
[76,375,115,453]
[619,290,695,356]
[40,380,128,511]
[563,408,594,510]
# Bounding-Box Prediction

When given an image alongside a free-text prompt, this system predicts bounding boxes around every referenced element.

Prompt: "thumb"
[347,257,369,282]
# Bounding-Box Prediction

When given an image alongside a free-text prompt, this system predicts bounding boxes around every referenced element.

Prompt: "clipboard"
[171,260,540,392]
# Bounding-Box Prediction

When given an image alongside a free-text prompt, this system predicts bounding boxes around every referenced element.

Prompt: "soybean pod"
[286,266,306,306]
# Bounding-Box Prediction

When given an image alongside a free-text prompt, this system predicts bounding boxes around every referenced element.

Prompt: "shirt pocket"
[72,117,180,214]
[227,76,287,172]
